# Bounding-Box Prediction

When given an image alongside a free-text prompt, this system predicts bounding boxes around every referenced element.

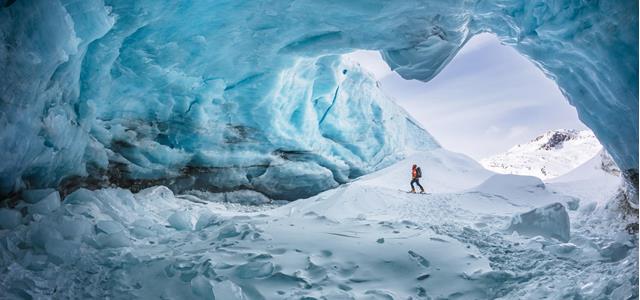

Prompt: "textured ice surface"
[0,0,637,199]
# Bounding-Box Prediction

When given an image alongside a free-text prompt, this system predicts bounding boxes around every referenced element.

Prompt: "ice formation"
[0,0,637,200]
[508,202,571,242]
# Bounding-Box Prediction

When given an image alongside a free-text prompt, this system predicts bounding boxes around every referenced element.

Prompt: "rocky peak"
[539,130,579,150]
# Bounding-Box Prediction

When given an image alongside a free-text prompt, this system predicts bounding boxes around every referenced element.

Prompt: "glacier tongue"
[0,0,637,200]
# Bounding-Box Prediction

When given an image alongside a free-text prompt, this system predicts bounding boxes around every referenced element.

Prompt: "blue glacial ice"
[0,0,637,200]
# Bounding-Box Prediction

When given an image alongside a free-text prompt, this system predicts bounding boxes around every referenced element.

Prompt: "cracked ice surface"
[0,0,637,199]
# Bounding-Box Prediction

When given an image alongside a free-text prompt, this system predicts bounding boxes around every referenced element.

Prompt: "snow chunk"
[190,275,215,299]
[96,220,125,235]
[190,190,272,205]
[168,211,193,231]
[95,232,130,248]
[27,191,60,215]
[22,188,57,204]
[45,239,81,264]
[235,261,275,279]
[599,242,632,262]
[95,220,130,248]
[508,203,570,242]
[545,243,580,258]
[0,208,22,229]
[224,190,272,205]
[137,186,175,201]
[213,280,248,300]
[58,217,92,240]
[195,211,219,231]
[131,219,158,238]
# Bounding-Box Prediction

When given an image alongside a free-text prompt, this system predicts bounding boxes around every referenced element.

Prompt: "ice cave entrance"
[346,33,589,162]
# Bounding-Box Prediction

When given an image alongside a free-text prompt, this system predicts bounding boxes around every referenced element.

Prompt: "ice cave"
[0,0,638,299]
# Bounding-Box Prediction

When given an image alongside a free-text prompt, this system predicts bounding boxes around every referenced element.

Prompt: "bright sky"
[345,33,588,160]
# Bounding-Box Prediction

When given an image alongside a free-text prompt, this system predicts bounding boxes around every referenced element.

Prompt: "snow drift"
[0,0,637,200]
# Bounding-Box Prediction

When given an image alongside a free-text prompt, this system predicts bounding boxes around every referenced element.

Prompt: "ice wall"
[1,0,637,200]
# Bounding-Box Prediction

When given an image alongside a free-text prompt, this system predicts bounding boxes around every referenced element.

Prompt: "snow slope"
[546,150,622,204]
[481,129,602,179]
[1,149,635,299]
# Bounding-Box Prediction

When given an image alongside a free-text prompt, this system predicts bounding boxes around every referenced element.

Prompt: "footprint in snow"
[325,232,359,238]
[429,237,448,243]
[303,211,319,217]
[408,250,430,268]
[320,250,333,257]
[267,248,287,255]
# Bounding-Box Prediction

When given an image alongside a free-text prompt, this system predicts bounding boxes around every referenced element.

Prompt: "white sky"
[344,33,588,160]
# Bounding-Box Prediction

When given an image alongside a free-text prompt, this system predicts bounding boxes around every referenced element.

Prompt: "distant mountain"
[480,129,603,180]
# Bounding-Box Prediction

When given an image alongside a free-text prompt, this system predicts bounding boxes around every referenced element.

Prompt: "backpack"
[416,167,422,178]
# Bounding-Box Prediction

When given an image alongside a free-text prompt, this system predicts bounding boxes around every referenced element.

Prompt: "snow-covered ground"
[545,150,621,202]
[481,129,602,179]
[0,149,636,299]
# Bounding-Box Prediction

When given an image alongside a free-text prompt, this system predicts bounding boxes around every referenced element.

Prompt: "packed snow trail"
[0,150,636,299]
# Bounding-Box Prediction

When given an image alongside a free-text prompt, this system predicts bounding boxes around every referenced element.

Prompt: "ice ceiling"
[0,0,637,200]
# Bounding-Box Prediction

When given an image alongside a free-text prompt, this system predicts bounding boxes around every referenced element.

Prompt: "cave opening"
[0,1,637,298]
[346,33,598,180]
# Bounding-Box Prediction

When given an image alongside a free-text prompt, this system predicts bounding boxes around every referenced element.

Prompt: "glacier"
[0,0,637,200]
[1,1,638,298]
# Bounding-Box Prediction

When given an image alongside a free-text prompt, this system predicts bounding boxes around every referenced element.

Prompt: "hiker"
[410,164,425,193]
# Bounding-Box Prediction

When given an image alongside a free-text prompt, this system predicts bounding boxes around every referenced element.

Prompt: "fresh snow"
[481,129,602,179]
[546,150,623,205]
[0,148,635,299]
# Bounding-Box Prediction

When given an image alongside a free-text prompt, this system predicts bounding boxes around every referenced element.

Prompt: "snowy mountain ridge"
[481,129,603,179]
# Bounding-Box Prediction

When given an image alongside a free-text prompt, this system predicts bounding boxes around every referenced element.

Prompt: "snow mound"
[547,150,622,204]
[508,202,571,242]
[358,148,493,193]
[474,174,546,195]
